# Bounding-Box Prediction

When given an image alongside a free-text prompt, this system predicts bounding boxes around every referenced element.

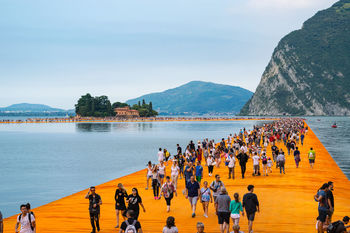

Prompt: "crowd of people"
[0,116,275,124]
[9,118,350,233]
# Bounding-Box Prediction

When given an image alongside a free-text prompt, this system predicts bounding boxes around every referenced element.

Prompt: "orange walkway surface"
[3,122,350,233]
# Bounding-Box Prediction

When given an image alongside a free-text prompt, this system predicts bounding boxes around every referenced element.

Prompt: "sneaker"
[192,213,196,218]
[145,187,148,190]
[204,214,208,218]
[115,225,119,228]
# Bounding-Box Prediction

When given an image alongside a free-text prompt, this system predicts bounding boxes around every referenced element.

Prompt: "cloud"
[247,0,334,9]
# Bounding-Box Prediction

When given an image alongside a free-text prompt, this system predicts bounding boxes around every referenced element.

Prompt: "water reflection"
[76,123,111,132]
[76,122,154,132]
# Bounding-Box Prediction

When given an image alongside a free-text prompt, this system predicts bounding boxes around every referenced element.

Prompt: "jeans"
[89,211,100,232]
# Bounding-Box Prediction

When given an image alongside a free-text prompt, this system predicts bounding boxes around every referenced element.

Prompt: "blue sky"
[0,0,337,109]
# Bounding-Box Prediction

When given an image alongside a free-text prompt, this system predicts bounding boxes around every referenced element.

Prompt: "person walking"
[230,193,244,228]
[236,150,248,179]
[15,204,36,233]
[162,216,178,233]
[294,147,301,168]
[126,188,146,220]
[145,161,153,190]
[276,152,286,174]
[185,175,200,218]
[308,147,316,168]
[151,165,161,199]
[171,161,180,190]
[160,176,177,212]
[195,161,204,184]
[226,149,235,179]
[158,148,164,163]
[252,152,260,176]
[119,210,143,233]
[210,174,225,202]
[261,152,268,176]
[200,181,213,218]
[85,186,102,233]
[243,185,260,233]
[158,161,166,186]
[215,188,231,233]
[314,183,329,233]
[327,181,335,223]
[114,183,128,228]
[207,155,215,177]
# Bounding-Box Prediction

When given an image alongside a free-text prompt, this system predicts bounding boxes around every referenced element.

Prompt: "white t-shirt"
[227,155,236,168]
[267,160,273,167]
[147,166,153,176]
[158,151,164,161]
[158,165,165,175]
[171,166,179,176]
[17,214,35,233]
[241,146,248,153]
[162,226,179,233]
[252,155,260,165]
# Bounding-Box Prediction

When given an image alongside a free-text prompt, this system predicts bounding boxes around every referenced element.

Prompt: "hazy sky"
[0,0,337,109]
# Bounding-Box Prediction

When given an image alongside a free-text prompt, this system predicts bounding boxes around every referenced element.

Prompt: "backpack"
[327,220,341,233]
[18,212,35,231]
[125,219,137,233]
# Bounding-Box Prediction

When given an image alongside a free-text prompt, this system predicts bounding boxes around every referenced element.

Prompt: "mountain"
[0,103,75,116]
[0,103,66,112]
[240,0,350,116]
[126,81,253,115]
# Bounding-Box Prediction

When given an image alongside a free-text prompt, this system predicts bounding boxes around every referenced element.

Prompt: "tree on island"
[76,94,158,117]
[130,99,158,117]
[75,94,114,117]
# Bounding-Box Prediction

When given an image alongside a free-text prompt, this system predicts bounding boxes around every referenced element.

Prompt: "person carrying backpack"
[327,216,349,233]
[15,204,36,233]
[119,210,143,233]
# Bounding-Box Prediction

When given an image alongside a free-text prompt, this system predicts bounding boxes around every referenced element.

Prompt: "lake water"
[0,117,349,218]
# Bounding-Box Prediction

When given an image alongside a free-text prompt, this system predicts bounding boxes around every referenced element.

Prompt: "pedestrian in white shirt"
[226,149,236,179]
[158,148,164,163]
[252,152,260,176]
[15,205,35,233]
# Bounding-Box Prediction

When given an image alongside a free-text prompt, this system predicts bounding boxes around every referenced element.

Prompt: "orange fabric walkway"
[3,122,350,233]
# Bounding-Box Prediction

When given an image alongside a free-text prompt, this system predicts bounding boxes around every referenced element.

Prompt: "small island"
[75,93,158,118]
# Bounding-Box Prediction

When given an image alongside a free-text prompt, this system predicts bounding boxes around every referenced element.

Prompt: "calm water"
[0,118,349,218]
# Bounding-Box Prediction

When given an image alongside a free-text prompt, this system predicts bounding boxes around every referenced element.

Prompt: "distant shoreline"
[0,116,282,124]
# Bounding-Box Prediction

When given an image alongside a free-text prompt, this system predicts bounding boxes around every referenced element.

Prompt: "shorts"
[218,212,230,224]
[188,196,198,205]
[147,175,152,179]
[196,176,202,182]
[318,207,327,223]
[253,165,259,170]
[230,213,240,219]
[159,174,165,179]
[246,212,256,221]
[309,159,315,164]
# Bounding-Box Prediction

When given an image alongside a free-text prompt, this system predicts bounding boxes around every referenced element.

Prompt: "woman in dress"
[171,161,180,190]
[114,183,127,228]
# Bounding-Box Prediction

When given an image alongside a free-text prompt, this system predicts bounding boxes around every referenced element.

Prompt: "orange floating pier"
[3,122,350,233]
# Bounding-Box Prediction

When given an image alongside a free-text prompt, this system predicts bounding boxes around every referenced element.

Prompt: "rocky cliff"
[240,0,350,116]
